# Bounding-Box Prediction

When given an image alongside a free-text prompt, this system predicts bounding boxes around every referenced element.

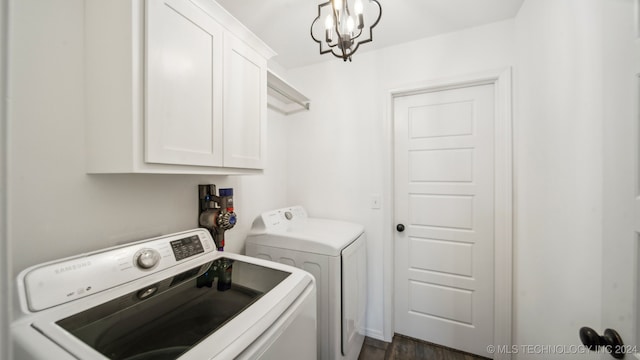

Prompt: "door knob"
[396,224,405,232]
[579,327,625,359]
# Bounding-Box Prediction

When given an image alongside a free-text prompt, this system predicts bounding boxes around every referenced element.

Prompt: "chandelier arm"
[349,42,361,55]
[319,41,340,56]
[369,0,382,29]
[331,1,349,60]
[320,48,335,55]
[348,0,381,56]
[310,19,322,44]
[351,28,364,41]
[330,48,349,60]
[310,1,333,45]
[348,32,372,56]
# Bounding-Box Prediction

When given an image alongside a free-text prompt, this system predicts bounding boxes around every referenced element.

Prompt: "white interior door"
[394,84,495,357]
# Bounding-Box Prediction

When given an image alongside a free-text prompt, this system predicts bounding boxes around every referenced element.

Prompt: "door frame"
[381,68,513,358]
[0,0,13,359]
[1,0,10,358]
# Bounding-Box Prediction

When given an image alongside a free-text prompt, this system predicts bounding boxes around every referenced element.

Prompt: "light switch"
[370,194,381,209]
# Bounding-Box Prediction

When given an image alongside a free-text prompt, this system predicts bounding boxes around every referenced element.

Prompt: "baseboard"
[365,328,386,341]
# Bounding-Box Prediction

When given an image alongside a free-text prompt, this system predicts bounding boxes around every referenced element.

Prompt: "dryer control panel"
[257,206,308,232]
[19,229,216,312]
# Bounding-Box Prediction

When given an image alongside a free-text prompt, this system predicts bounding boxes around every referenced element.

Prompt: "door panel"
[408,100,474,138]
[145,0,223,166]
[223,33,267,169]
[394,84,494,357]
[410,149,474,182]
[409,194,474,229]
[409,282,473,324]
[409,238,473,276]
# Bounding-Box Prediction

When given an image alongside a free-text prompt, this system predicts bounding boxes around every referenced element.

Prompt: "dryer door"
[341,233,367,357]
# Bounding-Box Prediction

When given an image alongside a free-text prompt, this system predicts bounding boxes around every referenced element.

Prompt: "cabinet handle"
[396,224,405,232]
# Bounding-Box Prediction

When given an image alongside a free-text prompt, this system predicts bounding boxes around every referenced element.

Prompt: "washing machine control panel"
[170,235,205,261]
[20,229,216,312]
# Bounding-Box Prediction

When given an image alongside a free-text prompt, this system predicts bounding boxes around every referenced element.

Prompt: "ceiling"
[216,0,525,70]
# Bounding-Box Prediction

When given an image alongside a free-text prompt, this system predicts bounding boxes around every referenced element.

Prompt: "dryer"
[246,206,367,360]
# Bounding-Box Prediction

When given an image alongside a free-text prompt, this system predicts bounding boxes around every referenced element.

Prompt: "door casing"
[1,0,10,358]
[381,68,513,359]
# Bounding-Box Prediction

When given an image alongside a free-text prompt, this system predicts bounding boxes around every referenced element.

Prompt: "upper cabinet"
[85,0,274,174]
[223,33,267,169]
[145,0,224,168]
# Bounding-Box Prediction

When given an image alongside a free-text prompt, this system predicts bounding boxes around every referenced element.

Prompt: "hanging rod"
[267,70,310,115]
[267,83,310,110]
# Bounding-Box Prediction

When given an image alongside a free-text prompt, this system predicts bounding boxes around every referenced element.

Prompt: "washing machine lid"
[17,253,313,360]
[13,230,315,360]
[247,218,364,256]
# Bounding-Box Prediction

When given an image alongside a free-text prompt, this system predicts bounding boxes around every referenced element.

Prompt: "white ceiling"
[216,0,525,69]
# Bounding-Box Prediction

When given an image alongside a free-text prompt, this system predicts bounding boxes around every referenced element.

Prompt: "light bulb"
[325,14,334,29]
[346,16,355,33]
[354,0,363,14]
[325,14,335,42]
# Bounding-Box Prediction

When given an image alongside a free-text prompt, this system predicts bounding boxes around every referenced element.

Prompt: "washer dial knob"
[135,248,160,270]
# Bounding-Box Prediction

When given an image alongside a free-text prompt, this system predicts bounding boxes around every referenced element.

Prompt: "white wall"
[286,1,608,355]
[285,20,515,340]
[513,0,603,357]
[8,0,290,317]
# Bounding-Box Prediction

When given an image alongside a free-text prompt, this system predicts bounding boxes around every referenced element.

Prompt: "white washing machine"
[12,229,316,360]
[246,206,367,360]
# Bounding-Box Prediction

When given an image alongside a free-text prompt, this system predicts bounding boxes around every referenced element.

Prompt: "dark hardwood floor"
[358,334,491,360]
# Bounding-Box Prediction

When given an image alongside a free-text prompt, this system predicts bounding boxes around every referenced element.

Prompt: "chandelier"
[310,0,382,62]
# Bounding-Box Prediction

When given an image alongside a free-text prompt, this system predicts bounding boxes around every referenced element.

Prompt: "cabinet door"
[223,33,267,169]
[145,0,223,167]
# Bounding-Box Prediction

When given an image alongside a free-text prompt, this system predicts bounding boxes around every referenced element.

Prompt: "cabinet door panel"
[146,0,223,166]
[224,33,267,169]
